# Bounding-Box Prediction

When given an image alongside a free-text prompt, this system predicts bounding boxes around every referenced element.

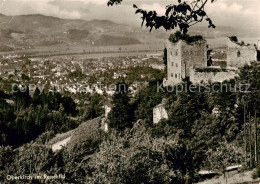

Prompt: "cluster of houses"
[0,53,164,94]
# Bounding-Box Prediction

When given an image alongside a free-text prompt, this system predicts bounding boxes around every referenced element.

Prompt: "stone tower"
[166,39,207,85]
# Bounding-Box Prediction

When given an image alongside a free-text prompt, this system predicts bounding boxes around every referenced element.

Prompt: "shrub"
[169,31,203,44]
[252,167,260,179]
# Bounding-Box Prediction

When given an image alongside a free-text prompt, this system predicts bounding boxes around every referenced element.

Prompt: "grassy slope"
[48,117,102,147]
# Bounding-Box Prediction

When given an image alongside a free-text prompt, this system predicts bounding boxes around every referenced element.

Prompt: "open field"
[0,42,165,58]
[30,50,162,60]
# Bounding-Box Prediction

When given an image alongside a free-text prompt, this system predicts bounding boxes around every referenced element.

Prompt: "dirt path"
[197,170,258,184]
[51,136,71,151]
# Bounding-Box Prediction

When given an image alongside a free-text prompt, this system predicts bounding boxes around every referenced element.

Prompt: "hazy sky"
[0,0,259,28]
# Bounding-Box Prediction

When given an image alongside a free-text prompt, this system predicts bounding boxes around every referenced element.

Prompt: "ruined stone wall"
[153,104,168,124]
[181,40,207,77]
[227,39,257,68]
[257,40,260,51]
[190,67,238,84]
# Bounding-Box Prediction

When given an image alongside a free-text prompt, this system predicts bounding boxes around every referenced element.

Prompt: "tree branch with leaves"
[107,0,215,35]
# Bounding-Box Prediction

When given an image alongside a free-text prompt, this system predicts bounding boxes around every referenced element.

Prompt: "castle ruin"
[164,35,260,86]
[227,37,257,68]
[165,38,207,85]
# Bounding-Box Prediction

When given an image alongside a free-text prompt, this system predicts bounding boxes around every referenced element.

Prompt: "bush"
[169,31,203,44]
[252,167,260,179]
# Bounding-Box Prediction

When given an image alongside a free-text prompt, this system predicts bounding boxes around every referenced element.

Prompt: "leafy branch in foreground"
[107,0,216,34]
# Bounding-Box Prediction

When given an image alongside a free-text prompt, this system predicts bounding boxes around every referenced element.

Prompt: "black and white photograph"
[0,0,260,183]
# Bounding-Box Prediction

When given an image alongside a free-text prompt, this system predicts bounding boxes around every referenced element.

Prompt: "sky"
[0,0,259,28]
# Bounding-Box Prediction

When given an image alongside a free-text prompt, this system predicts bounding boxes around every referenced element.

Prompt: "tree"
[108,83,132,131]
[62,96,77,116]
[132,81,163,124]
[163,47,167,69]
[229,36,238,43]
[47,91,62,111]
[32,87,42,107]
[167,83,208,137]
[2,142,66,184]
[165,141,200,184]
[21,73,30,81]
[206,143,243,184]
[107,0,215,34]
[0,146,14,181]
[88,121,201,184]
[83,93,104,120]
[87,124,172,184]
[12,86,31,111]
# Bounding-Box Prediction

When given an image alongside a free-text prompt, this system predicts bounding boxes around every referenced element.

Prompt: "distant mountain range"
[0,13,259,52]
[0,14,143,51]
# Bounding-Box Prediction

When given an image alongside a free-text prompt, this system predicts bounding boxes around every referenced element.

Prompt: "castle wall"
[190,67,238,84]
[227,39,257,68]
